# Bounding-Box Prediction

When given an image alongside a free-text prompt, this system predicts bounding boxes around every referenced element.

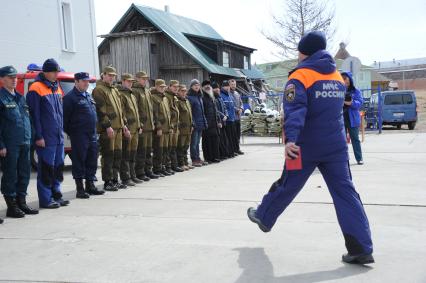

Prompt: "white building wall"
[0,0,99,76]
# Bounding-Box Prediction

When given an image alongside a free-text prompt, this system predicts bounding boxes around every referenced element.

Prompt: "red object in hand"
[286,149,302,170]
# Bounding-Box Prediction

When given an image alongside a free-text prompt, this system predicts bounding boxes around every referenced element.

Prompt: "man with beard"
[220,81,237,157]
[212,82,230,160]
[201,80,221,163]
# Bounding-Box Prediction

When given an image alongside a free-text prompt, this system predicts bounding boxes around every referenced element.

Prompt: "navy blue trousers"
[36,144,64,207]
[256,160,373,255]
[0,144,31,197]
[69,133,98,181]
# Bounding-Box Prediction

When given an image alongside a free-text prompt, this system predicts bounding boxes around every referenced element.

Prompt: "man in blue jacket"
[187,79,208,167]
[0,65,38,220]
[63,72,105,199]
[220,81,237,157]
[247,32,374,264]
[342,72,364,165]
[26,59,69,209]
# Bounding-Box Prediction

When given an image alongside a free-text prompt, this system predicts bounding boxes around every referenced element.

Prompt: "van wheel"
[396,124,402,130]
[31,148,38,170]
[408,122,416,130]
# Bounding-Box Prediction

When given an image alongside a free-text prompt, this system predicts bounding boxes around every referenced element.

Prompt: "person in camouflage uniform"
[93,66,129,191]
[117,73,142,187]
[133,71,159,181]
[164,80,183,173]
[176,85,194,170]
[150,79,172,176]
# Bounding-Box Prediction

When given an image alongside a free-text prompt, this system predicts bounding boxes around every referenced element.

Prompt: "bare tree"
[262,0,336,58]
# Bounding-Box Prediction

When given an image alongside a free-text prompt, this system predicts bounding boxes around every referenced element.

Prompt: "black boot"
[4,196,25,218]
[0,217,3,224]
[75,179,90,199]
[172,166,184,172]
[146,171,159,179]
[86,180,105,195]
[16,195,39,214]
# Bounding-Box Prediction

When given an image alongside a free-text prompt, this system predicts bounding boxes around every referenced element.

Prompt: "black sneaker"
[117,182,128,189]
[247,207,270,233]
[357,160,364,165]
[237,150,245,155]
[41,200,60,209]
[342,253,375,264]
[104,181,118,192]
[54,198,70,206]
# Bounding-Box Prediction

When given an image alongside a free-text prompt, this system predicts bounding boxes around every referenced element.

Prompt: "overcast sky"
[94,0,426,66]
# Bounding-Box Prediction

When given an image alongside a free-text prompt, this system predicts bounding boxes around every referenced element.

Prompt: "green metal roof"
[258,58,373,79]
[133,5,242,77]
[240,68,265,79]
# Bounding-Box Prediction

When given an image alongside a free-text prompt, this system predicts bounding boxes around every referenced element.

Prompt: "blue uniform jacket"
[341,72,363,128]
[187,89,208,131]
[63,87,97,137]
[220,89,236,122]
[26,73,64,145]
[0,88,31,149]
[214,94,228,125]
[284,50,348,161]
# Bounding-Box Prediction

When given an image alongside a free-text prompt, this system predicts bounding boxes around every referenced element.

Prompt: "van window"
[403,93,413,104]
[384,93,414,105]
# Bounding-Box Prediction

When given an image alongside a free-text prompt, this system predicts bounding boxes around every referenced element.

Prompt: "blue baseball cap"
[0,65,18,77]
[74,72,90,81]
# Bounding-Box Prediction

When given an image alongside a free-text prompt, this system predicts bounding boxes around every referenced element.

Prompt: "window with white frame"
[223,51,230,67]
[244,56,249,69]
[60,0,75,52]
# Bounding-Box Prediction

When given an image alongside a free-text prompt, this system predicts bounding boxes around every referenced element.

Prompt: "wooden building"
[98,4,265,89]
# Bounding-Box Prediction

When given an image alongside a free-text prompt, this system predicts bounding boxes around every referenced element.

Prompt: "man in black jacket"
[201,80,221,163]
[212,82,230,160]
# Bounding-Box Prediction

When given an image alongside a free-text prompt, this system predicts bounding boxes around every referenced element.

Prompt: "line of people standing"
[0,60,245,224]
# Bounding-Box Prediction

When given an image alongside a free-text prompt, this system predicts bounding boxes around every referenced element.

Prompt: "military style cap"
[0,65,18,77]
[169,80,179,86]
[74,72,90,81]
[102,65,117,75]
[135,71,149,79]
[178,84,187,92]
[155,79,167,87]
[121,73,135,81]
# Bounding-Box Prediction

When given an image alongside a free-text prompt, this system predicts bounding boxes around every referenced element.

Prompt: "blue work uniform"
[255,50,373,256]
[26,73,65,207]
[0,88,32,197]
[63,87,98,181]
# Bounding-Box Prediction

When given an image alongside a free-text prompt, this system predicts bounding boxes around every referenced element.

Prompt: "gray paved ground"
[0,133,425,283]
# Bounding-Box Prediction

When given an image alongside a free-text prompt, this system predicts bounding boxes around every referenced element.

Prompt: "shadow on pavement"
[233,247,372,283]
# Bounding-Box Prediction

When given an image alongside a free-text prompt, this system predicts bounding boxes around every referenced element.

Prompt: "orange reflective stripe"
[29,81,64,97]
[289,68,344,89]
